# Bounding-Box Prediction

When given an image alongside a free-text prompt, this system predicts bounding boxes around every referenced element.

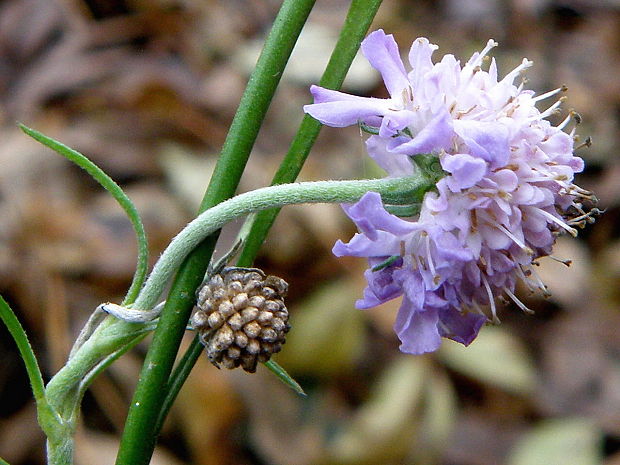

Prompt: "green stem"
[159,0,383,420]
[238,0,384,266]
[116,1,317,463]
[46,175,434,464]
[153,337,203,434]
[45,318,153,420]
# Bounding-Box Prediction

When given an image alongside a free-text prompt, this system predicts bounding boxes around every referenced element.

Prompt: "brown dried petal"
[221,357,237,369]
[211,324,234,351]
[191,310,209,329]
[271,318,286,332]
[218,300,235,318]
[241,354,258,373]
[232,292,249,310]
[243,279,262,293]
[257,311,273,324]
[264,276,288,296]
[240,307,259,323]
[228,280,243,293]
[248,295,266,308]
[244,321,261,338]
[207,312,225,329]
[264,301,281,312]
[212,288,227,301]
[227,346,241,360]
[261,287,277,299]
[260,328,278,342]
[227,313,244,331]
[234,331,248,348]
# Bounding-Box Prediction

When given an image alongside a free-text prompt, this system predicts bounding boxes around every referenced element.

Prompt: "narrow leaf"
[264,360,307,397]
[19,124,148,306]
[0,296,46,403]
[0,295,62,439]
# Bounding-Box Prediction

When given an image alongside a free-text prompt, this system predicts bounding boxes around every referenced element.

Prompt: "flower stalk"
[43,174,434,408]
[39,170,434,465]
[158,0,385,434]
[114,1,319,462]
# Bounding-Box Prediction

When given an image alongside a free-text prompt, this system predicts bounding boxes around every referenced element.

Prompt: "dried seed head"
[192,267,290,373]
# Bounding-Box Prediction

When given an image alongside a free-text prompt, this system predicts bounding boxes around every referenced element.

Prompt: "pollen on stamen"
[549,255,572,267]
[576,136,593,150]
[525,264,552,297]
[537,209,578,237]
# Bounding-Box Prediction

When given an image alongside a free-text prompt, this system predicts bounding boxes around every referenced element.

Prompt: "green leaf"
[263,360,306,397]
[19,125,148,306]
[0,296,46,403]
[372,255,401,271]
[0,295,62,439]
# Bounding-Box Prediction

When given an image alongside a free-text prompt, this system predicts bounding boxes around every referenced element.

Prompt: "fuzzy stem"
[45,175,433,459]
[237,0,384,266]
[134,176,431,312]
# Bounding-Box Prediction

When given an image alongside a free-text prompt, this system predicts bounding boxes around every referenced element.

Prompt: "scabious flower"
[304,30,597,354]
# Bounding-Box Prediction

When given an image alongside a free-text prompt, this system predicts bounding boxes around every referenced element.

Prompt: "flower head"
[305,30,597,354]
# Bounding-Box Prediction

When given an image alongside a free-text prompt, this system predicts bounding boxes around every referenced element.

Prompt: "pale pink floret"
[305,30,595,354]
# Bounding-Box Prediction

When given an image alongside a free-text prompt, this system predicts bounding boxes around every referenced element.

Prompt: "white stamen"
[425,234,437,278]
[500,58,533,85]
[549,255,572,266]
[467,39,498,69]
[471,301,488,317]
[557,113,572,130]
[537,208,578,237]
[528,265,551,297]
[568,208,600,225]
[481,274,500,324]
[497,224,534,254]
[532,87,564,103]
[518,263,551,297]
[504,288,535,314]
[535,98,564,120]
[516,265,536,293]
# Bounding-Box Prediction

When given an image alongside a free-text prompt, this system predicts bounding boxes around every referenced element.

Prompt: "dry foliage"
[0,1,618,464]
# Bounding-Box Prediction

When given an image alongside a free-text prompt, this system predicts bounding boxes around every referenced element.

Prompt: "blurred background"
[0,0,618,464]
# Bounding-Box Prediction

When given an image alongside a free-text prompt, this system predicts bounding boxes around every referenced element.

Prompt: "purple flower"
[306,31,597,354]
